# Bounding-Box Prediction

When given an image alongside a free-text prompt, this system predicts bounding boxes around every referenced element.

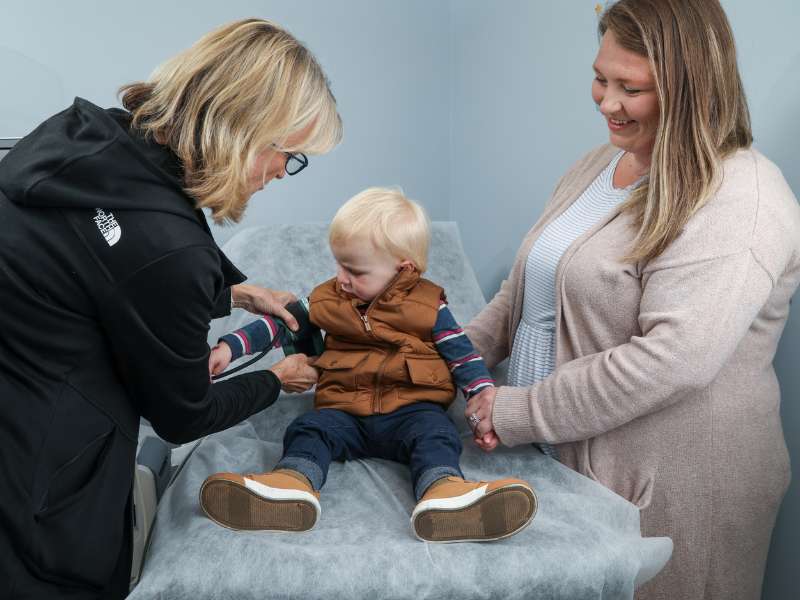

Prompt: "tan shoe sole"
[411,484,537,542]
[200,476,319,532]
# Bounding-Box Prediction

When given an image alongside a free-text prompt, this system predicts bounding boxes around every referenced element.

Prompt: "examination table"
[129,222,672,599]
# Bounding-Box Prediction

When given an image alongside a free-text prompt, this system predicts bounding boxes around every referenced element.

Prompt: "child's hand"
[465,386,496,439]
[209,342,233,376]
[474,429,500,453]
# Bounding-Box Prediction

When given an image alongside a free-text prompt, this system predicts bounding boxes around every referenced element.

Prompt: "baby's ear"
[398,259,416,272]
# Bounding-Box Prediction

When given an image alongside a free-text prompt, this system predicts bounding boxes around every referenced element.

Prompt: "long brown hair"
[599,0,752,263]
[119,18,342,223]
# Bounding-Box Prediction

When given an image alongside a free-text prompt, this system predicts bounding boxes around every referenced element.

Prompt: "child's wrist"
[467,383,495,398]
[218,336,242,360]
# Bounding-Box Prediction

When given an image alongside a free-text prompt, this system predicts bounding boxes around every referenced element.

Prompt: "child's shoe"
[200,469,320,532]
[411,476,537,542]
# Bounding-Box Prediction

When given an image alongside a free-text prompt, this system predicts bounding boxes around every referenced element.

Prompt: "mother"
[0,19,341,599]
[465,1,800,598]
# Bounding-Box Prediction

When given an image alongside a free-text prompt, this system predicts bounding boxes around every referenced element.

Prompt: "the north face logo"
[93,208,121,246]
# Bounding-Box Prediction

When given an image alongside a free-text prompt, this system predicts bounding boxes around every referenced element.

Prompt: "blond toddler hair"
[329,187,431,273]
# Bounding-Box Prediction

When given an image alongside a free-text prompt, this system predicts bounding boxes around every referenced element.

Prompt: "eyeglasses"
[284,151,308,176]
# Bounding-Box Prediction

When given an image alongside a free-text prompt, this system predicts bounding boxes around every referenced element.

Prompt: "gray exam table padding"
[129,223,671,600]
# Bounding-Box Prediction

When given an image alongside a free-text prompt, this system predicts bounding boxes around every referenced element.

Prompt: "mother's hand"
[269,354,319,393]
[231,283,299,331]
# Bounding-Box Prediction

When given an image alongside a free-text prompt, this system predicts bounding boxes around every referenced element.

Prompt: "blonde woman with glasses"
[463,1,800,598]
[0,19,340,599]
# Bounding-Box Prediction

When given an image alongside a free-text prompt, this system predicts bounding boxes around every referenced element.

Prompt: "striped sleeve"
[433,299,494,397]
[219,315,283,361]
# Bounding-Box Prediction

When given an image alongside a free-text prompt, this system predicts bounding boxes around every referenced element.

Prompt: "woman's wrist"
[230,284,252,311]
[269,360,286,382]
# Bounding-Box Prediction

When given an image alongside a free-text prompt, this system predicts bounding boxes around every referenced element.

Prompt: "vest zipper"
[352,270,407,412]
[352,305,375,337]
[352,268,406,336]
[348,304,382,410]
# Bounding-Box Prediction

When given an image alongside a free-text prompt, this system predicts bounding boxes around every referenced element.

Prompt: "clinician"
[0,19,341,599]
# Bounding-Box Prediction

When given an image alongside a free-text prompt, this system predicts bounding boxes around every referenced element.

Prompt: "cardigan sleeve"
[490,149,800,447]
[492,245,775,446]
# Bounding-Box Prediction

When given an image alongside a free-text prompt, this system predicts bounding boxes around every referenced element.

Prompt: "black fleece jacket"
[0,97,279,598]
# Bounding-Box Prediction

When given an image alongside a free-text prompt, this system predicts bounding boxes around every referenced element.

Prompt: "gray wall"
[1,1,797,597]
[0,0,453,240]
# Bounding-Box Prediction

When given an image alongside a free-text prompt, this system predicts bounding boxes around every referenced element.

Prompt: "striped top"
[433,299,495,397]
[509,151,635,455]
[221,297,494,399]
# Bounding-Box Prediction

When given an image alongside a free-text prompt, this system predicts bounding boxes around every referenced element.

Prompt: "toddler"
[200,188,536,542]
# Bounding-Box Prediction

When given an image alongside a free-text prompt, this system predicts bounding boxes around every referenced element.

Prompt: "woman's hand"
[466,386,500,452]
[231,283,299,331]
[269,354,319,393]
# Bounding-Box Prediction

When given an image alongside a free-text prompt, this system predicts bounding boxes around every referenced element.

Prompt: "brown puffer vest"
[309,269,455,415]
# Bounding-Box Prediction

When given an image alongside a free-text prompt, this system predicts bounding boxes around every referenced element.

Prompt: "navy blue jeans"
[276,402,463,500]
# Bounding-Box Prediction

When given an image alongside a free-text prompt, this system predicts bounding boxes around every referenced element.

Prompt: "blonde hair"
[329,187,431,273]
[119,18,342,223]
[599,0,752,264]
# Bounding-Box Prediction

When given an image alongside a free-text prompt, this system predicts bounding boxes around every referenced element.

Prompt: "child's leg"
[370,402,463,500]
[374,402,537,542]
[276,408,370,490]
[200,409,368,532]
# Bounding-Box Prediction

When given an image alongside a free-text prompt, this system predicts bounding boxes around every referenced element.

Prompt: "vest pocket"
[405,356,448,386]
[315,350,369,389]
[314,350,368,371]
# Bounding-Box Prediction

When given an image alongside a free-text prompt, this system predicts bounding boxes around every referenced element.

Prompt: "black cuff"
[281,300,325,356]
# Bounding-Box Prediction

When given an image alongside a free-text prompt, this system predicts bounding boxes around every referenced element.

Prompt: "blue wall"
[1,2,797,597]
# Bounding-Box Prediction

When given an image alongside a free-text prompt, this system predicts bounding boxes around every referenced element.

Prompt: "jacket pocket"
[405,355,449,387]
[36,429,114,516]
[29,383,135,589]
[581,439,654,509]
[315,350,368,388]
[314,350,367,371]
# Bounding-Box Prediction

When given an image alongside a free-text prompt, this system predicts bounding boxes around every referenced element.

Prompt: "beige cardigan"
[466,144,800,600]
